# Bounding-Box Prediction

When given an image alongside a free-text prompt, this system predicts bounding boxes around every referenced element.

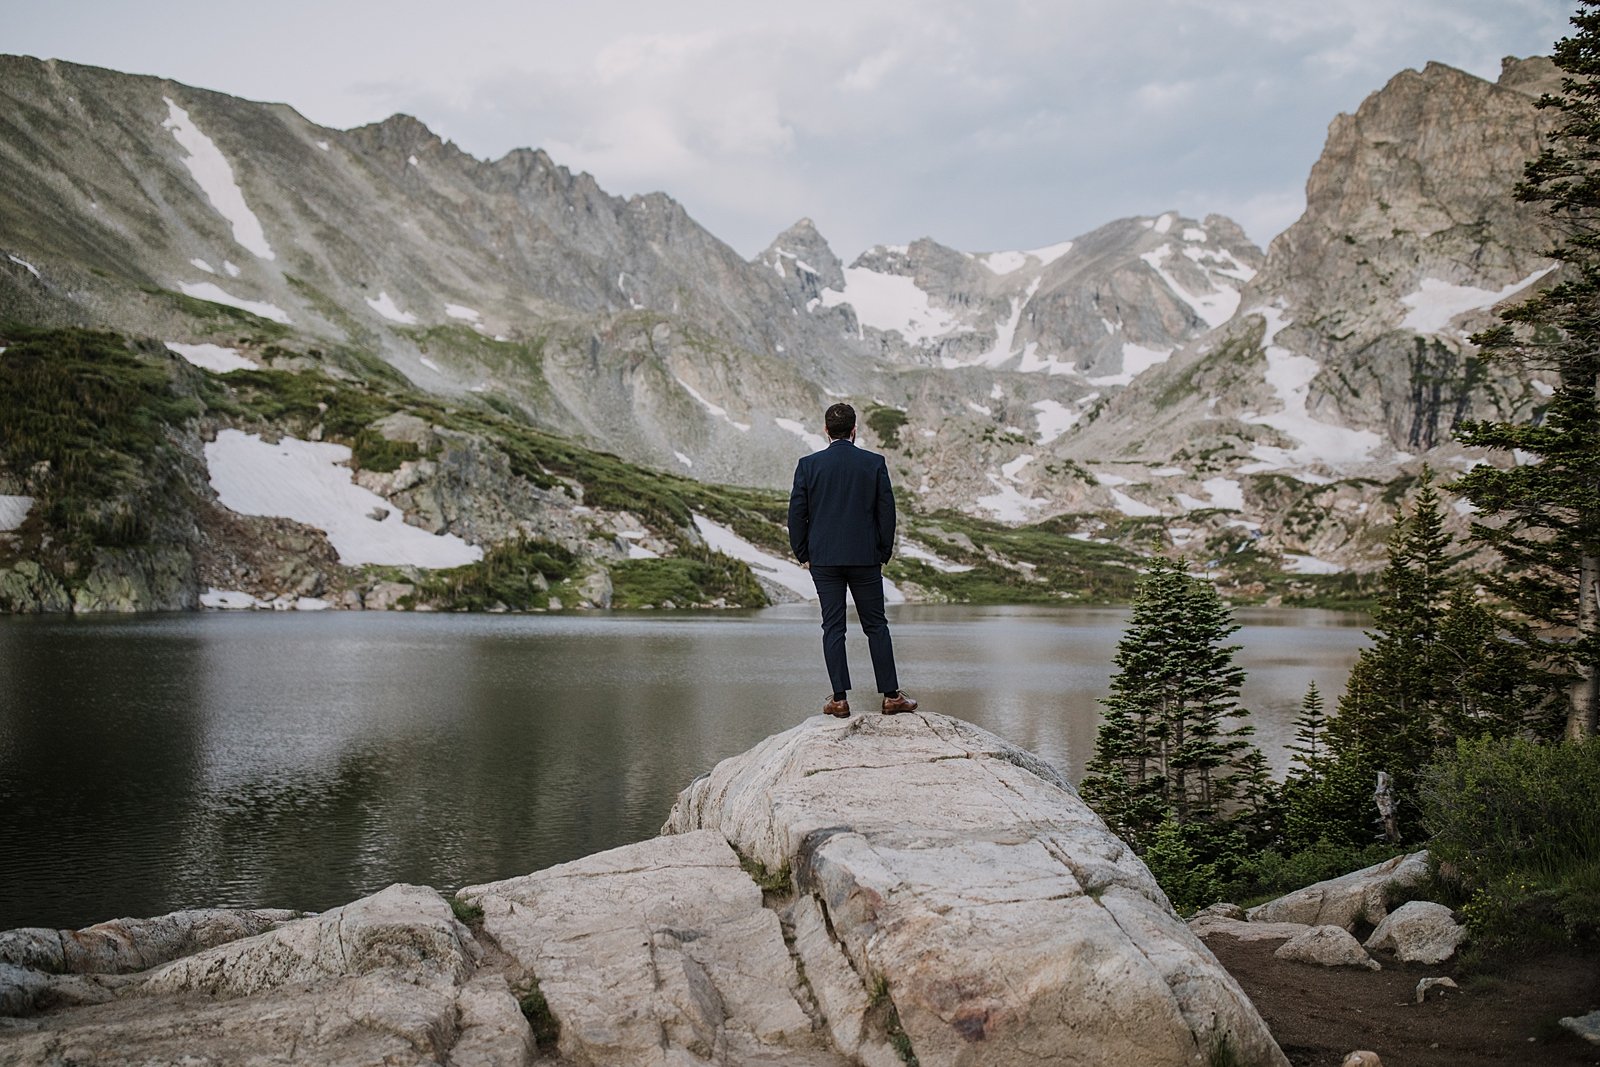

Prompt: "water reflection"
[0,606,1366,929]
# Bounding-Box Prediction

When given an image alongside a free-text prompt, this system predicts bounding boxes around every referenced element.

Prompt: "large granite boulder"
[1247,852,1429,932]
[461,828,858,1067]
[663,711,1288,1067]
[1272,926,1381,971]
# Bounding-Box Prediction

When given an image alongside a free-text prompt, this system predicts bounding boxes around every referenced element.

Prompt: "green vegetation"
[0,326,205,560]
[1423,736,1600,955]
[890,511,1141,604]
[414,538,579,611]
[736,852,793,895]
[448,896,484,927]
[867,976,919,1066]
[865,405,908,448]
[141,286,290,343]
[517,977,561,1051]
[609,553,767,609]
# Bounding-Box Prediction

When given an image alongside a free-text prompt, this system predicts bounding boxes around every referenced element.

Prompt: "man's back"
[788,439,896,567]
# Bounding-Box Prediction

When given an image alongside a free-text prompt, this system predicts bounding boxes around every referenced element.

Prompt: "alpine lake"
[0,604,1367,931]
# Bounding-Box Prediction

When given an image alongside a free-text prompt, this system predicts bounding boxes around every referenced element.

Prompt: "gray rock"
[1273,926,1381,970]
[461,829,849,1066]
[1415,976,1458,1003]
[664,712,1289,1067]
[1190,915,1313,943]
[1560,1009,1600,1045]
[363,579,415,610]
[1365,900,1467,964]
[0,885,490,1065]
[1248,851,1429,931]
[1192,901,1247,922]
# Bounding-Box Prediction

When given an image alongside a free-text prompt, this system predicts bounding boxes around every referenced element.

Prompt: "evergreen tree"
[1457,2,1600,740]
[1081,556,1266,850]
[1286,681,1331,783]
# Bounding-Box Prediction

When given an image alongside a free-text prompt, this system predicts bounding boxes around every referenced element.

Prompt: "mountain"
[0,53,1565,612]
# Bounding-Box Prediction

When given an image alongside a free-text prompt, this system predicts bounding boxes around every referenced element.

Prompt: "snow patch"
[967,401,993,417]
[974,475,1048,523]
[445,303,481,322]
[674,451,694,468]
[990,382,1004,400]
[820,267,963,345]
[1110,489,1162,517]
[200,589,259,610]
[1152,213,1173,234]
[367,291,418,324]
[1088,342,1173,386]
[1283,553,1345,575]
[695,514,849,602]
[162,98,275,260]
[420,356,443,373]
[1202,477,1245,510]
[7,254,40,278]
[206,429,481,567]
[775,417,827,453]
[979,250,1028,275]
[1093,470,1133,487]
[189,258,215,274]
[1182,227,1207,242]
[178,281,290,324]
[0,495,34,531]
[223,261,240,277]
[315,140,330,152]
[1400,268,1557,335]
[627,543,660,560]
[1032,399,1078,444]
[1141,243,1239,328]
[1240,306,1384,471]
[897,539,974,572]
[165,342,258,373]
[1001,454,1034,481]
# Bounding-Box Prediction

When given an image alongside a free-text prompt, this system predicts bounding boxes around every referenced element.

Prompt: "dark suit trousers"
[810,564,899,696]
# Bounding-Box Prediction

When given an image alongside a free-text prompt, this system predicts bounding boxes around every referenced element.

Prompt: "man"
[787,402,918,718]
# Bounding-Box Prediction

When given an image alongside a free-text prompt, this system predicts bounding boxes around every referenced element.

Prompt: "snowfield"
[1400,267,1556,335]
[178,281,291,324]
[820,267,963,345]
[366,291,418,325]
[206,429,481,567]
[165,342,258,373]
[162,98,275,260]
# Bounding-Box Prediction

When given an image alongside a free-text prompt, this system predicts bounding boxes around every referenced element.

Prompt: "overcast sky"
[7,1,1572,259]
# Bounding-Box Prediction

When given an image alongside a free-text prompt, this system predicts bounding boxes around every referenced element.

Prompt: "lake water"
[0,605,1367,930]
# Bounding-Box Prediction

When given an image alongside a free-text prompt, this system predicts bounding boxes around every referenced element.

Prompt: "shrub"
[1422,736,1600,952]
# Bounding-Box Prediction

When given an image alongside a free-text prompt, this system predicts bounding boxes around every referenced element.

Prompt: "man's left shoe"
[881,692,919,714]
[823,696,851,717]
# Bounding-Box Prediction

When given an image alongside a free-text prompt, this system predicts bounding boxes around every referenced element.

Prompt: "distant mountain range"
[0,53,1563,612]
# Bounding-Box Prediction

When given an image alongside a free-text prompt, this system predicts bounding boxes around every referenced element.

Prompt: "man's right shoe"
[881,692,919,714]
[823,696,851,717]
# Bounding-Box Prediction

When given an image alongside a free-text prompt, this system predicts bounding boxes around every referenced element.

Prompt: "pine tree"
[1286,681,1331,783]
[1457,3,1600,740]
[1081,556,1265,850]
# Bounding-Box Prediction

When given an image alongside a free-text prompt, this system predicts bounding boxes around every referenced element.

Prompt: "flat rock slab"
[663,711,1289,1067]
[0,884,526,1067]
[1190,915,1315,942]
[461,828,850,1067]
[1248,852,1429,931]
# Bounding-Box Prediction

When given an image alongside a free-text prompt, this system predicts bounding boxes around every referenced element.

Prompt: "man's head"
[825,402,857,440]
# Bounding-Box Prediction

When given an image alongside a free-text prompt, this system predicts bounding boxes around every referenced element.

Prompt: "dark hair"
[825,402,856,439]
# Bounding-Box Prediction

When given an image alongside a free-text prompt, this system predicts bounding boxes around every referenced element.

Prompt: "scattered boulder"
[664,712,1290,1067]
[1192,902,1247,921]
[363,579,414,610]
[1341,1052,1382,1067]
[1561,1009,1600,1045]
[1273,925,1381,970]
[1415,976,1458,1004]
[1248,851,1429,931]
[1364,900,1467,964]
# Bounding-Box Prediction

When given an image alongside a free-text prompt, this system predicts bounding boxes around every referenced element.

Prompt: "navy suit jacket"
[788,438,896,566]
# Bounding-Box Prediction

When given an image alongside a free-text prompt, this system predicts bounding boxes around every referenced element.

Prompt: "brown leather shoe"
[881,692,918,714]
[823,696,850,717]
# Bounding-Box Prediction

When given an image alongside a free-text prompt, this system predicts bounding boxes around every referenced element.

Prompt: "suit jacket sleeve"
[788,460,810,563]
[875,457,896,564]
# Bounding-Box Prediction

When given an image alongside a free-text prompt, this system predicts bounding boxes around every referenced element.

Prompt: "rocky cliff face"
[0,713,1289,1066]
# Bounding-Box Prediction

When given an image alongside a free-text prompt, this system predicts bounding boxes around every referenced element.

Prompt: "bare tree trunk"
[1571,550,1599,740]
[1374,771,1400,844]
